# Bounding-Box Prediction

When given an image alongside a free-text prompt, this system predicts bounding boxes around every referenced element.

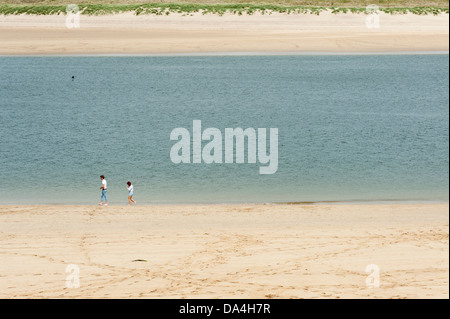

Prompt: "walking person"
[126,181,137,206]
[99,175,108,206]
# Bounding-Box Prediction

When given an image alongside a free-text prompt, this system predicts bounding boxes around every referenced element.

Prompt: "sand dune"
[0,203,448,298]
[0,12,448,54]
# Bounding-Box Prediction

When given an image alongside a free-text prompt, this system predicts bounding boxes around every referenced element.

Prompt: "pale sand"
[0,12,448,54]
[0,203,448,298]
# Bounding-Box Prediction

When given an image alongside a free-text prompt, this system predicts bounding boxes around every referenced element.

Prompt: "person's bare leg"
[128,196,131,206]
[132,198,137,205]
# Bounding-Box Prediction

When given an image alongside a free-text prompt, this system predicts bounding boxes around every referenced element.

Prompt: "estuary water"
[0,55,448,204]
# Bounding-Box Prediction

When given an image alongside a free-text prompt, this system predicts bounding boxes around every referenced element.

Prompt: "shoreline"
[0,12,448,54]
[1,203,448,298]
[1,50,449,57]
[0,200,448,206]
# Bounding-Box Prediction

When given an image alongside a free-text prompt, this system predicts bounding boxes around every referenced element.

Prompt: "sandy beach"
[0,11,448,54]
[0,203,448,298]
[1,6,448,300]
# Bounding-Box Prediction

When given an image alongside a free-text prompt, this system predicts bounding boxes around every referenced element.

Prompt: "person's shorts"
[129,193,134,197]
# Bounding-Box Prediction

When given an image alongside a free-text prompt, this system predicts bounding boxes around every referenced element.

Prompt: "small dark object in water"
[72,76,75,80]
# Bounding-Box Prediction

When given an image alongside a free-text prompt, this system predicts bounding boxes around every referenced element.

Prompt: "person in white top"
[126,181,137,206]
[99,175,108,206]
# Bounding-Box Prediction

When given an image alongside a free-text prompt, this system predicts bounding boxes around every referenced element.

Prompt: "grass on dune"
[0,2,448,15]
[1,1,449,7]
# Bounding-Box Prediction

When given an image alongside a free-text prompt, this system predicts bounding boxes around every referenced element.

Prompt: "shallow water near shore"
[0,55,448,204]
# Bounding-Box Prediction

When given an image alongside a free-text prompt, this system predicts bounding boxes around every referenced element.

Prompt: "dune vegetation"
[0,0,448,15]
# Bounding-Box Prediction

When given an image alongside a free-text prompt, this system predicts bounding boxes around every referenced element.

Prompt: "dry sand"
[0,203,448,298]
[0,11,448,54]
